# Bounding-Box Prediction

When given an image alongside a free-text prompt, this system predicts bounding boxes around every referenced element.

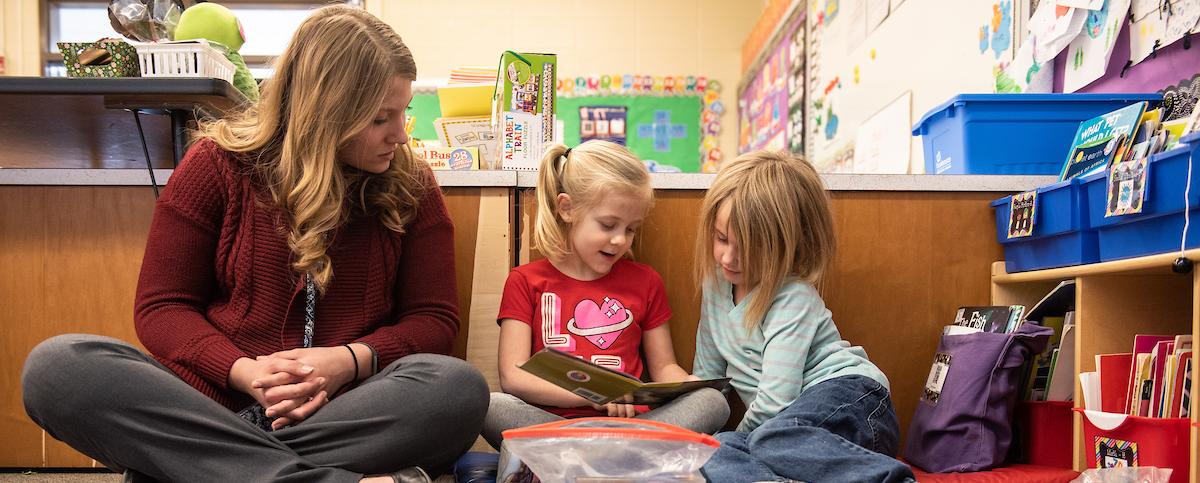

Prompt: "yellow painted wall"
[1,0,42,76]
[365,0,760,164]
[0,1,761,153]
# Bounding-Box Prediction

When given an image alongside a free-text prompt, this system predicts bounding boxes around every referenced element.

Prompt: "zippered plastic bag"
[500,418,719,483]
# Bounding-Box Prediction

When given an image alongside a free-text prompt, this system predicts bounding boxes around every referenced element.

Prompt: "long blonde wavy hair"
[198,5,425,293]
[695,151,836,330]
[533,141,653,262]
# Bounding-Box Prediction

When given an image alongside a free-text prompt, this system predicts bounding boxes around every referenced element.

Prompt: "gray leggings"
[481,388,730,449]
[22,334,489,483]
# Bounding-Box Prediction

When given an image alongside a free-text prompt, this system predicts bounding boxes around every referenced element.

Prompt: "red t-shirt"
[498,258,672,417]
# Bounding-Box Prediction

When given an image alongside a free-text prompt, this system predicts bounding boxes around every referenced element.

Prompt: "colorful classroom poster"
[739,11,804,154]
[557,95,702,173]
[786,12,807,155]
[408,91,443,143]
[1063,0,1131,93]
[579,106,628,145]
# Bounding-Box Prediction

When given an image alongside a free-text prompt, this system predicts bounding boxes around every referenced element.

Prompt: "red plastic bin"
[1075,409,1190,483]
[1015,401,1074,468]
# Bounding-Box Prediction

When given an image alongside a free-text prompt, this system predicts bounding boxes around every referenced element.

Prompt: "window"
[44,0,354,77]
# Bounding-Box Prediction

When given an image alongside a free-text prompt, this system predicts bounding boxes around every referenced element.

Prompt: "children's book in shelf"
[952,305,1026,334]
[519,348,730,405]
[1061,102,1149,181]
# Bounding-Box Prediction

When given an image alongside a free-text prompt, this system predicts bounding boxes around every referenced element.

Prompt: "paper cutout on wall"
[637,110,688,152]
[579,106,628,145]
[1063,0,1130,92]
[1029,3,1087,61]
[824,104,840,140]
[701,80,726,172]
[997,37,1055,93]
[980,0,1015,59]
[558,74,708,97]
[1160,74,1200,122]
[826,0,841,25]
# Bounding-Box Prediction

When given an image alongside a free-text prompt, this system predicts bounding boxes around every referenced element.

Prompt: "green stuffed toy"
[174,2,259,101]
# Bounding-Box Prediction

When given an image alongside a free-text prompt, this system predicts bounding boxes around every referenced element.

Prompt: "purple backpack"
[903,322,1052,473]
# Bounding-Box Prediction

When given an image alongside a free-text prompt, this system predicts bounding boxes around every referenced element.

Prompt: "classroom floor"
[0,475,118,483]
[0,473,458,482]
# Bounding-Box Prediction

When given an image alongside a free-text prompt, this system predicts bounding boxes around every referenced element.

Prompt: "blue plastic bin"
[992,178,1097,272]
[1080,132,1200,262]
[914,94,1161,175]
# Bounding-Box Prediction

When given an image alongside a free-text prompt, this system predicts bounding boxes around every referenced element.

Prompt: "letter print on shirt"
[540,292,576,351]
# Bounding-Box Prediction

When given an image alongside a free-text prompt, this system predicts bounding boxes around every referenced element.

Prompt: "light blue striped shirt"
[693,277,889,431]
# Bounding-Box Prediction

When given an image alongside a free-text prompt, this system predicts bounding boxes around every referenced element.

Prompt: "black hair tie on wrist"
[343,344,359,383]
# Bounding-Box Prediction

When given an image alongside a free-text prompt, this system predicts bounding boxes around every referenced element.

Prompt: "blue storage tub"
[992,178,1097,272]
[914,94,1162,175]
[1080,132,1200,262]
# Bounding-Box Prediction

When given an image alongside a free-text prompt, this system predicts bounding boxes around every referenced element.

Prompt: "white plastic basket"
[133,40,235,85]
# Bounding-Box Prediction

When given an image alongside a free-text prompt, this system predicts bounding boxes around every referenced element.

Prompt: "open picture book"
[519,348,731,405]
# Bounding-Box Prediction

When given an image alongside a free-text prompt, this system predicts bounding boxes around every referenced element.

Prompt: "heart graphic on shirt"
[566,297,634,350]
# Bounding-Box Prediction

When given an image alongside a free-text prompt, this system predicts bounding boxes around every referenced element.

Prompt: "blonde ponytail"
[530,141,652,262]
[533,144,572,262]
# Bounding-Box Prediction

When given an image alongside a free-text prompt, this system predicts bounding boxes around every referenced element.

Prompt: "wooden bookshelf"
[992,251,1200,482]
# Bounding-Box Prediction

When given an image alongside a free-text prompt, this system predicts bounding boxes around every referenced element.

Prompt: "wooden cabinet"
[991,252,1199,482]
[0,185,497,468]
[521,188,1012,444]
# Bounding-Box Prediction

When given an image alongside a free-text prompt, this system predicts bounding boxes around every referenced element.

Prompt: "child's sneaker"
[390,466,432,483]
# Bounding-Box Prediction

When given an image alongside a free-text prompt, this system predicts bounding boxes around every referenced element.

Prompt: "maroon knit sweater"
[134,139,459,410]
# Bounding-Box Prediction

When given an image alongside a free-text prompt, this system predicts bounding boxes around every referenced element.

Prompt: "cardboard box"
[434,116,498,169]
[492,51,556,171]
[437,84,493,118]
[415,146,479,170]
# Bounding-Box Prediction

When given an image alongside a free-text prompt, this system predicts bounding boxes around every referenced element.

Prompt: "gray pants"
[481,388,730,449]
[22,334,489,483]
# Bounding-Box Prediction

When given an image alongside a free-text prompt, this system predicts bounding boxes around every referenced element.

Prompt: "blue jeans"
[701,375,916,483]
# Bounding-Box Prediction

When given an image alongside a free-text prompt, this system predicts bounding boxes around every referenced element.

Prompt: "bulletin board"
[805,0,1020,173]
[408,92,704,172]
[557,95,703,173]
[740,8,806,155]
[409,92,442,142]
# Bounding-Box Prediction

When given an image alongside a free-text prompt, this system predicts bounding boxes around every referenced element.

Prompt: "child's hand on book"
[685,374,702,382]
[592,395,637,418]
